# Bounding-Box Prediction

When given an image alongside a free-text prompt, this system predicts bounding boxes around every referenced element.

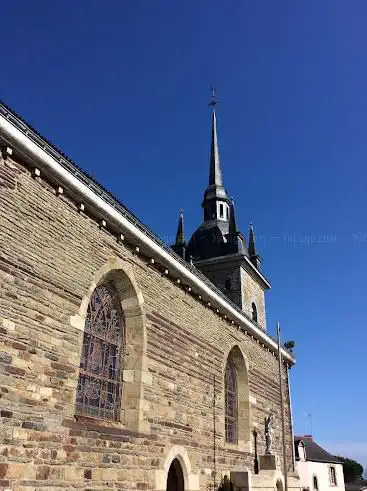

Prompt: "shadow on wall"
[217,476,234,491]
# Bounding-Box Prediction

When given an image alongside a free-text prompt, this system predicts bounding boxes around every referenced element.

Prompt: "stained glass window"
[225,358,238,444]
[75,283,124,420]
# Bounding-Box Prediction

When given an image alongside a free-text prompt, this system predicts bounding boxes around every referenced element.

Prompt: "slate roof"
[295,436,342,464]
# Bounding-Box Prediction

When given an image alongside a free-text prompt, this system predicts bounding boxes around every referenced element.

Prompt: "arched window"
[313,475,319,491]
[252,302,258,323]
[225,358,238,444]
[76,283,124,420]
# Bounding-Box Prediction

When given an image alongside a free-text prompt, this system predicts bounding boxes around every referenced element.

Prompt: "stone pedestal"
[259,454,278,471]
[250,457,302,491]
[230,471,250,491]
[251,455,284,491]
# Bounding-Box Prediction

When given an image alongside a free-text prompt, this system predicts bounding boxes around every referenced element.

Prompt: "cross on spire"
[209,86,218,109]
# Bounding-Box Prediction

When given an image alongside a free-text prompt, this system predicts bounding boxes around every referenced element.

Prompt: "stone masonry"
[0,109,296,491]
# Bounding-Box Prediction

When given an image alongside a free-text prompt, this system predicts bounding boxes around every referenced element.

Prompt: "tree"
[283,340,295,353]
[335,456,364,482]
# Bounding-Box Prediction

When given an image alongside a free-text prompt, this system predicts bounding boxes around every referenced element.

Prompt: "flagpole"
[277,322,288,491]
[287,365,296,472]
[213,375,217,491]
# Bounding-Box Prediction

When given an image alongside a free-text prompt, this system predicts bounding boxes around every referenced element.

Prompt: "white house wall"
[296,461,345,491]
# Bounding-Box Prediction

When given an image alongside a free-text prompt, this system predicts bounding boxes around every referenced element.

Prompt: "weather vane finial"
[209,86,218,108]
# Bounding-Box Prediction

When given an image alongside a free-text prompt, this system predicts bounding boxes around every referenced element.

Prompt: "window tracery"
[75,283,124,420]
[225,358,238,444]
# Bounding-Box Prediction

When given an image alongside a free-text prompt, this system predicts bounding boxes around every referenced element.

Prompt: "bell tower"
[182,89,271,331]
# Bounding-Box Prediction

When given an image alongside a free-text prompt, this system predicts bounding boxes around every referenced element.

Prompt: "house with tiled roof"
[295,436,345,491]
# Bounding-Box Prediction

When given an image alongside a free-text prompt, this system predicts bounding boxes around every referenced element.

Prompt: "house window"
[313,475,318,491]
[225,358,238,444]
[329,466,337,485]
[225,279,231,290]
[75,283,124,420]
[252,302,258,323]
[219,203,224,218]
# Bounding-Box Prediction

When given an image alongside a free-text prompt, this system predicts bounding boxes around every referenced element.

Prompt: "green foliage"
[335,456,364,482]
[283,340,295,352]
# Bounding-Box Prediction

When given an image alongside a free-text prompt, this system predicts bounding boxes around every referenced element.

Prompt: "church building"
[0,98,300,491]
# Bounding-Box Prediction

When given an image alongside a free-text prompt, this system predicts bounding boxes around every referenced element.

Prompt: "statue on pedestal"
[265,411,275,455]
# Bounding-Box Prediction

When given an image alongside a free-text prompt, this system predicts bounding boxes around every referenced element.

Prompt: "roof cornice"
[243,256,271,290]
[0,101,294,364]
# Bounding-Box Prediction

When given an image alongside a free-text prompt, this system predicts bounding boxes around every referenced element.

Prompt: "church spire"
[249,222,261,269]
[202,88,230,221]
[208,88,223,187]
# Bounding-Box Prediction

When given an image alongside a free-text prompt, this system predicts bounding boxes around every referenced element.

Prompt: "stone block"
[36,465,50,480]
[0,464,8,479]
[65,466,84,481]
[101,467,119,481]
[259,454,278,470]
[231,470,250,488]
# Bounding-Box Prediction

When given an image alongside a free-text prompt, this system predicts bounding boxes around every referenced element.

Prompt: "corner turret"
[172,210,186,260]
[248,222,261,270]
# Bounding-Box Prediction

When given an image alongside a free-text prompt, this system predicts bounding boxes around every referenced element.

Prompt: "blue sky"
[2,0,366,470]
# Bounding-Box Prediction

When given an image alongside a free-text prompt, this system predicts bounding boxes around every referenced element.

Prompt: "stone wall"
[241,269,267,331]
[196,261,242,309]
[0,153,294,490]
